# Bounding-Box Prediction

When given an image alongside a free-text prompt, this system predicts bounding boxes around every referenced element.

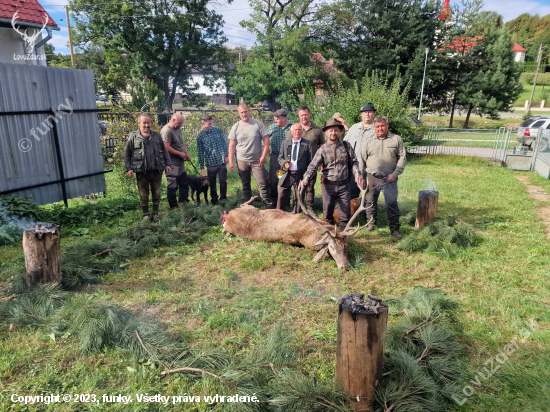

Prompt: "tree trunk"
[415,190,439,229]
[336,295,388,412]
[23,224,61,290]
[463,104,474,128]
[449,94,456,128]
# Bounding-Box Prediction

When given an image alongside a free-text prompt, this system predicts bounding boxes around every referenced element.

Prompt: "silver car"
[516,116,550,151]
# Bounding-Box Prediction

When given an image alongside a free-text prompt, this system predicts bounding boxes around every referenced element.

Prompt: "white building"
[0,0,59,67]
[512,43,527,63]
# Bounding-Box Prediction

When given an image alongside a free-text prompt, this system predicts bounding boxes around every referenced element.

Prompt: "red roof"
[0,0,58,28]
[439,0,451,21]
[511,43,527,52]
[443,36,482,53]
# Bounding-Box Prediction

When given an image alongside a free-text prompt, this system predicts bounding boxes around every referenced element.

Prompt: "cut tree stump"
[23,224,61,290]
[336,294,388,412]
[415,190,439,229]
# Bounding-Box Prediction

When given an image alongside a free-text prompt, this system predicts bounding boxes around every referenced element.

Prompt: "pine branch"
[160,367,237,388]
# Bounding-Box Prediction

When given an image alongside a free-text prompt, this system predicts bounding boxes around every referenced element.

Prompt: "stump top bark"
[339,294,388,319]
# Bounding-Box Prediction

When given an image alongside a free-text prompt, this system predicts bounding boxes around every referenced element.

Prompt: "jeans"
[207,165,227,204]
[365,173,400,232]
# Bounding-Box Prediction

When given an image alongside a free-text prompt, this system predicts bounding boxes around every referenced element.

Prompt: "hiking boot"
[391,230,403,240]
[142,213,150,221]
[170,204,180,210]
[366,222,375,232]
[149,212,160,223]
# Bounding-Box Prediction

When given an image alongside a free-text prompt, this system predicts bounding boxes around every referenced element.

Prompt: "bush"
[292,71,421,145]
[522,72,550,86]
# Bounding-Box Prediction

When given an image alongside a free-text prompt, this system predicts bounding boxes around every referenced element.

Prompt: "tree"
[230,0,338,107]
[506,13,550,63]
[406,0,521,127]
[70,0,229,110]
[325,0,443,81]
[457,28,523,127]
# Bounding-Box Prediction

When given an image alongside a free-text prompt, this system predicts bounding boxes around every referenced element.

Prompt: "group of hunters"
[124,102,406,238]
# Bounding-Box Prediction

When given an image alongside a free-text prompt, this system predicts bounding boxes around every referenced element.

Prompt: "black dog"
[188,174,210,204]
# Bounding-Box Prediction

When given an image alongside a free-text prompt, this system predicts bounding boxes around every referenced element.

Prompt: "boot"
[391,229,403,240]
[149,212,160,223]
[142,212,150,221]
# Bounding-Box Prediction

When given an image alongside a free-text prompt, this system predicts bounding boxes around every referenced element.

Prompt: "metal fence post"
[531,128,543,171]
[50,109,68,207]
[500,129,512,162]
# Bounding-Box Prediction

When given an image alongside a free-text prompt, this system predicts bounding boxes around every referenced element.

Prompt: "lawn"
[421,115,522,129]
[0,156,549,411]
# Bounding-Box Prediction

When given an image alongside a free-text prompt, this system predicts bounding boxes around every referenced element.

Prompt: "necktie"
[292,142,298,161]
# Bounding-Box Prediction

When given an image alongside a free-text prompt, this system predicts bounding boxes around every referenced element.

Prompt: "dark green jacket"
[124,130,172,174]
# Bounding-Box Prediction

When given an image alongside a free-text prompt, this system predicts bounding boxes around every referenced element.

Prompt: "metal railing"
[410,126,512,160]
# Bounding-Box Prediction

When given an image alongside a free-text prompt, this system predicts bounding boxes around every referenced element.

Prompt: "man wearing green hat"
[301,118,364,231]
[343,102,377,199]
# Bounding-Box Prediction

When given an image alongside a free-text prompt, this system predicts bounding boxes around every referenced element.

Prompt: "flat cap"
[273,109,287,117]
[322,118,345,132]
[360,102,376,112]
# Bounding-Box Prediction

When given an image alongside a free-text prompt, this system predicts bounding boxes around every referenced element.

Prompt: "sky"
[38,0,550,56]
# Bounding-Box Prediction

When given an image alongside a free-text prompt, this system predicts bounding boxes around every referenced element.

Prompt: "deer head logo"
[11,11,49,55]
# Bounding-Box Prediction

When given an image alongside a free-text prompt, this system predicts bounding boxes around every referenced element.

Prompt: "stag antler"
[341,177,373,236]
[11,12,49,54]
[297,185,334,237]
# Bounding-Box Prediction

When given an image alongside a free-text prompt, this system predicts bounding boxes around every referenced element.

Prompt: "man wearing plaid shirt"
[268,109,293,199]
[302,118,364,231]
[197,114,229,205]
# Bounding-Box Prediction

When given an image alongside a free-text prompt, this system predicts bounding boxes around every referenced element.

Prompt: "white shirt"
[290,138,301,171]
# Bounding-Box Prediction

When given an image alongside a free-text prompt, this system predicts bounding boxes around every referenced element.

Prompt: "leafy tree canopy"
[70,0,229,110]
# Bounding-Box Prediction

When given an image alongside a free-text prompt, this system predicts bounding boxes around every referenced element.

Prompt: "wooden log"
[415,190,439,229]
[23,224,61,289]
[336,294,388,412]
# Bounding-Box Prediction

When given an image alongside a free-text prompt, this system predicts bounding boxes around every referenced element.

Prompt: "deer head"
[297,183,372,270]
[11,11,49,54]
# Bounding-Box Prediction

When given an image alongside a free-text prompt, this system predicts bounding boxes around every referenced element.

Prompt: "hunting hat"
[273,109,287,117]
[322,118,345,132]
[360,102,376,112]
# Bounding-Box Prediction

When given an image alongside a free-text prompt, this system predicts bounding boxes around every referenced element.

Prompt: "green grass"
[513,77,549,107]
[1,156,550,411]
[422,115,522,129]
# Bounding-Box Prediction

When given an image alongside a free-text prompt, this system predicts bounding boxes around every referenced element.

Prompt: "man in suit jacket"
[276,123,313,213]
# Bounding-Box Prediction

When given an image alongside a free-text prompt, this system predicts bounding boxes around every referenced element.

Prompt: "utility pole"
[418,47,429,122]
[528,44,543,112]
[65,6,75,68]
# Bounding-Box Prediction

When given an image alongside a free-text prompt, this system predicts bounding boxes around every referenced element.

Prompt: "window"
[531,120,546,128]
[520,119,536,127]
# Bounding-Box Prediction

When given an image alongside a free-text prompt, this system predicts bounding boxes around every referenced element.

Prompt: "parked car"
[516,116,550,151]
[97,95,108,102]
[261,101,272,111]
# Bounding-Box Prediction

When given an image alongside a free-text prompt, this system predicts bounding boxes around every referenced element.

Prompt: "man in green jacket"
[358,115,407,239]
[124,113,172,222]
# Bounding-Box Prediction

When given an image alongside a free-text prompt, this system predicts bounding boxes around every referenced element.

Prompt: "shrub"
[292,71,421,145]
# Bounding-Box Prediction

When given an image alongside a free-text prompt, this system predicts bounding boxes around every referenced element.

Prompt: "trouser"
[305,174,317,211]
[365,173,400,232]
[207,165,227,204]
[268,155,280,200]
[166,164,189,208]
[349,172,366,199]
[277,171,301,213]
[236,159,275,208]
[322,183,351,232]
[136,171,162,213]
